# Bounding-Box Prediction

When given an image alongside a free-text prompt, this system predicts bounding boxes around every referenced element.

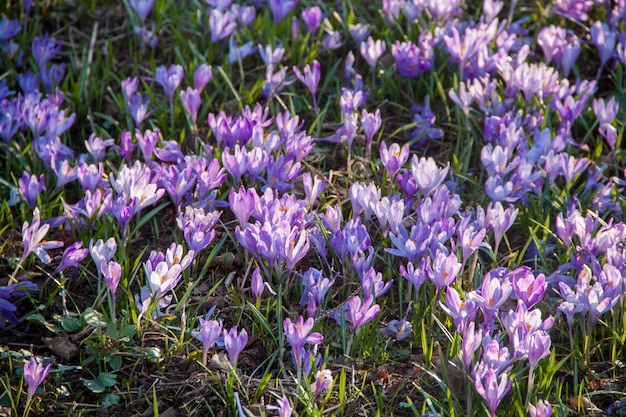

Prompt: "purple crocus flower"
[360,36,386,68]
[21,208,64,264]
[380,141,409,180]
[193,64,212,93]
[428,252,462,293]
[228,186,258,226]
[55,242,88,275]
[284,316,323,371]
[311,369,332,399]
[346,295,380,334]
[361,109,381,156]
[440,286,479,335]
[400,259,428,297]
[23,357,52,403]
[391,40,433,78]
[18,173,45,208]
[180,87,201,128]
[410,156,449,197]
[32,34,62,69]
[591,21,617,68]
[536,25,567,64]
[486,202,518,255]
[592,96,619,150]
[555,37,580,77]
[349,23,370,44]
[474,368,511,417]
[250,267,265,303]
[89,237,118,277]
[526,330,551,372]
[192,316,223,365]
[209,8,237,43]
[176,206,221,254]
[302,173,325,209]
[85,134,114,162]
[460,322,483,373]
[511,268,546,308]
[224,326,248,366]
[129,0,154,24]
[161,164,196,208]
[529,400,552,417]
[102,260,122,304]
[276,395,292,417]
[136,128,160,161]
[269,0,298,24]
[76,162,104,191]
[301,6,322,34]
[154,65,184,102]
[293,60,321,111]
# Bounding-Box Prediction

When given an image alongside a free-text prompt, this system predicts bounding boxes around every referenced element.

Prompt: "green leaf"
[98,372,117,388]
[61,317,84,332]
[83,378,105,393]
[83,308,107,328]
[108,354,122,371]
[102,393,120,407]
[26,313,62,333]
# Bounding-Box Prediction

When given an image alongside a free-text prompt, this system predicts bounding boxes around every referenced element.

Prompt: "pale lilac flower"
[18,173,45,208]
[136,128,160,161]
[591,21,617,68]
[410,156,449,197]
[486,202,518,254]
[32,34,62,69]
[147,261,182,297]
[276,395,292,417]
[311,369,332,399]
[192,316,223,364]
[529,400,552,417]
[224,326,248,366]
[392,39,433,78]
[193,64,212,93]
[526,330,551,371]
[130,0,154,23]
[400,259,428,297]
[55,242,88,275]
[360,37,386,68]
[349,23,370,44]
[361,109,381,155]
[284,316,323,368]
[258,44,285,69]
[180,87,201,128]
[474,368,511,417]
[23,357,52,403]
[228,186,258,226]
[511,268,546,308]
[592,96,619,150]
[346,295,380,333]
[428,252,461,292]
[537,25,567,64]
[21,208,63,264]
[155,65,184,102]
[85,134,114,162]
[102,260,122,303]
[460,322,482,373]
[269,0,297,24]
[380,141,409,180]
[302,172,325,208]
[554,0,592,21]
[227,36,255,64]
[293,60,321,110]
[209,8,237,43]
[302,6,322,34]
[381,317,412,341]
